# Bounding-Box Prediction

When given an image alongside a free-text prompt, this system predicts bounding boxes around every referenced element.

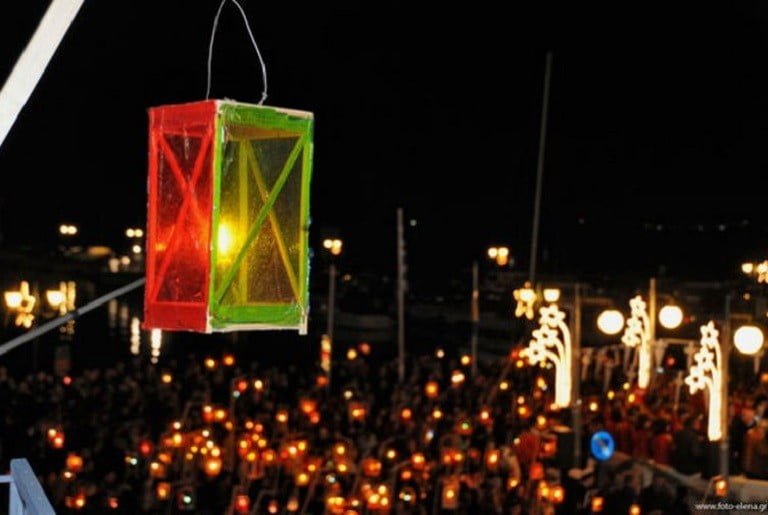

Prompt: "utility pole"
[471,261,479,377]
[529,51,553,282]
[397,208,406,382]
[571,284,582,468]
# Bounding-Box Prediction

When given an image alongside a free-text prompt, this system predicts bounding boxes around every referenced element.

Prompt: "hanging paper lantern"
[145,100,313,333]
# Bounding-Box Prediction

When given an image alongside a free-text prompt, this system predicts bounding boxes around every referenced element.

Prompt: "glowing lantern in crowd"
[550,485,565,504]
[204,456,222,476]
[267,500,279,514]
[66,453,83,473]
[300,397,317,415]
[107,497,120,509]
[530,462,544,480]
[144,100,314,333]
[441,477,460,510]
[149,461,166,479]
[478,407,493,425]
[485,450,500,470]
[65,492,87,510]
[411,453,426,470]
[296,472,310,486]
[591,496,605,512]
[400,407,413,421]
[222,354,236,366]
[349,402,366,421]
[451,370,465,386]
[629,504,641,515]
[425,381,439,398]
[156,482,171,500]
[507,477,520,490]
[235,495,250,513]
[714,476,728,497]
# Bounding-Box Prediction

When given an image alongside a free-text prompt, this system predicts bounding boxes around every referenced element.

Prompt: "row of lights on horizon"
[515,283,765,357]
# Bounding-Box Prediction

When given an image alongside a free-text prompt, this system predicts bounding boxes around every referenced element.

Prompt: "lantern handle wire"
[206,0,268,105]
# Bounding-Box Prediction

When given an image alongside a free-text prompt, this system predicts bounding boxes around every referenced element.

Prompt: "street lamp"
[733,325,764,356]
[59,224,78,236]
[742,261,768,283]
[597,309,624,335]
[487,246,510,267]
[659,304,683,330]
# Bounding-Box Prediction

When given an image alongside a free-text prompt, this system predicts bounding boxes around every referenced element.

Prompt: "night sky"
[1,2,768,284]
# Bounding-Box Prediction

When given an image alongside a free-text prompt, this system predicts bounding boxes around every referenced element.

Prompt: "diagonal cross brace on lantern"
[148,129,214,303]
[212,133,307,305]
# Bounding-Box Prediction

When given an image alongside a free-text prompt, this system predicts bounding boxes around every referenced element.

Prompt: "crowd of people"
[0,340,761,513]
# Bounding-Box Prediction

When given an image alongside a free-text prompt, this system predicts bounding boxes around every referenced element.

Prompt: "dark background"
[1,1,768,287]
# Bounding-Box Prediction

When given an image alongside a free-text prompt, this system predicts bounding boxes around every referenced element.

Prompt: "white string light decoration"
[621,295,651,389]
[684,321,723,441]
[525,304,571,408]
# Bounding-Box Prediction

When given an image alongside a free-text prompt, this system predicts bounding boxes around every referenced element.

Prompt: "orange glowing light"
[629,504,641,515]
[530,462,544,480]
[65,453,82,473]
[267,500,279,514]
[591,496,605,512]
[551,485,565,504]
[161,373,172,384]
[362,458,382,478]
[425,381,439,398]
[486,450,500,469]
[432,408,443,419]
[334,443,347,456]
[451,370,466,385]
[52,433,65,449]
[296,472,310,486]
[385,449,397,460]
[400,468,413,481]
[359,342,371,355]
[171,432,183,447]
[214,408,227,422]
[235,495,250,513]
[714,476,728,497]
[204,456,222,476]
[156,482,171,500]
[400,407,413,421]
[276,410,289,424]
[204,357,217,369]
[411,453,426,470]
[507,477,520,490]
[300,398,317,415]
[460,354,471,366]
[149,461,166,478]
[222,354,235,366]
[107,497,119,509]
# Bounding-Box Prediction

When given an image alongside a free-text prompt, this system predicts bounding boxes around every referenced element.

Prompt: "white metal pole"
[397,208,406,382]
[0,0,85,150]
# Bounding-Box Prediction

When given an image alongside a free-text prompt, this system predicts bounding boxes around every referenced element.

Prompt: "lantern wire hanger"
[206,0,268,104]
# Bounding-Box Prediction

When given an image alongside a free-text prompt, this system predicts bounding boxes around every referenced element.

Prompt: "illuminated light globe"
[597,310,624,335]
[659,305,683,329]
[734,325,764,356]
[543,288,561,303]
[144,100,313,333]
